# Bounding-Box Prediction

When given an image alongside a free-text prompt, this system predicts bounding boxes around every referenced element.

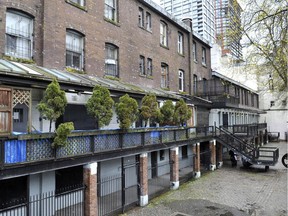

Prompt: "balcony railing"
[0,126,214,167]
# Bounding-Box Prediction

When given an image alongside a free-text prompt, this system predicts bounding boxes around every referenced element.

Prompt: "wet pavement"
[125,142,288,216]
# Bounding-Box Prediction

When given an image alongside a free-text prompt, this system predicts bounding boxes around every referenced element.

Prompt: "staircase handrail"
[218,126,256,150]
[215,127,256,160]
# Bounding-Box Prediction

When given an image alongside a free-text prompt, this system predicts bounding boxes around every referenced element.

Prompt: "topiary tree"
[159,100,175,126]
[86,85,114,129]
[140,94,160,127]
[115,94,139,130]
[52,122,74,148]
[173,98,192,126]
[37,78,67,132]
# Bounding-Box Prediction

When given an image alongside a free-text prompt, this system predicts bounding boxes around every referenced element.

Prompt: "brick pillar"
[84,163,98,216]
[170,147,179,190]
[216,142,223,168]
[139,153,148,206]
[209,140,216,171]
[193,143,201,178]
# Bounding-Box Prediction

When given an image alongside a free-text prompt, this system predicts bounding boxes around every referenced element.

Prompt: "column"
[209,140,216,171]
[170,147,179,190]
[193,143,201,178]
[139,153,148,206]
[84,162,98,216]
[216,142,223,168]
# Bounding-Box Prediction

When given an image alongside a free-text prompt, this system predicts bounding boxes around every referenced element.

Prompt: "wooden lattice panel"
[13,89,30,108]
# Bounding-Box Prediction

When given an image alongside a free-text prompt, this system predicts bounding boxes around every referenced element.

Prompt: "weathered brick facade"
[84,163,98,216]
[0,0,196,93]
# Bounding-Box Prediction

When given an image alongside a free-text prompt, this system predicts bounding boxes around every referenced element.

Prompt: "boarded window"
[0,88,12,134]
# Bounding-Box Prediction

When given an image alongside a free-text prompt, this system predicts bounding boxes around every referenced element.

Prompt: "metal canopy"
[0,59,180,100]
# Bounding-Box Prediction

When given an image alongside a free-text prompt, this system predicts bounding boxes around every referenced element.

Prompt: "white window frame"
[193,41,197,61]
[146,12,151,31]
[147,58,153,76]
[179,70,184,92]
[161,63,169,88]
[5,10,33,59]
[69,0,85,6]
[138,7,144,27]
[160,21,168,47]
[202,47,206,65]
[139,55,145,75]
[178,32,184,54]
[105,43,119,77]
[66,30,84,70]
[105,0,117,22]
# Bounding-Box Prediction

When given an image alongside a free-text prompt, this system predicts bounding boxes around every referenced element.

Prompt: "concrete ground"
[125,142,288,216]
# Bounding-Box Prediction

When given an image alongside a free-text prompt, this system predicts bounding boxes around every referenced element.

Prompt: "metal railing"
[0,126,214,167]
[0,185,85,216]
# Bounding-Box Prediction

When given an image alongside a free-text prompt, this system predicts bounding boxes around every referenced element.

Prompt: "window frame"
[193,74,198,95]
[138,7,144,28]
[179,70,184,92]
[68,0,85,7]
[160,21,168,47]
[5,10,34,60]
[147,58,153,76]
[177,32,184,55]
[193,41,197,61]
[66,30,84,70]
[161,63,169,88]
[146,12,152,31]
[104,0,118,22]
[139,55,145,76]
[202,47,206,65]
[105,43,119,77]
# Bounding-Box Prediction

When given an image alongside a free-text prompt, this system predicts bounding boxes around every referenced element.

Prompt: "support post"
[170,147,179,190]
[216,142,223,168]
[84,162,98,216]
[139,153,148,206]
[193,143,201,178]
[209,140,216,171]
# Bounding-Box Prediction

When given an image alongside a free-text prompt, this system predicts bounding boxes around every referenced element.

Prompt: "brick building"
[0,0,270,216]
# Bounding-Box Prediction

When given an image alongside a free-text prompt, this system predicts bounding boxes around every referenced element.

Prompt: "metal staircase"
[215,127,279,168]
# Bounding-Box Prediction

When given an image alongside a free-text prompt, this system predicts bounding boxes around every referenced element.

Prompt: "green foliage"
[3,55,35,64]
[140,94,160,127]
[37,79,67,132]
[160,100,175,126]
[86,85,114,129]
[52,122,74,148]
[115,94,139,130]
[173,99,192,126]
[238,0,288,95]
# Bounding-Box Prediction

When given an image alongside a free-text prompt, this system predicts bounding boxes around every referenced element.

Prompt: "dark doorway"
[223,113,228,128]
[151,151,158,178]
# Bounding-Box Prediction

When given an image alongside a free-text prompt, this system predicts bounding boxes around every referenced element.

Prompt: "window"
[160,21,168,47]
[193,41,197,61]
[139,55,145,75]
[105,43,119,77]
[105,0,118,22]
[160,150,165,161]
[193,75,197,94]
[69,0,85,6]
[138,7,144,27]
[146,12,152,31]
[56,166,83,194]
[13,108,23,123]
[282,100,287,107]
[178,32,184,54]
[66,30,84,70]
[182,146,188,159]
[203,78,207,94]
[270,101,275,107]
[0,176,27,209]
[161,63,169,88]
[179,70,184,92]
[147,58,153,76]
[202,47,206,65]
[5,10,33,59]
